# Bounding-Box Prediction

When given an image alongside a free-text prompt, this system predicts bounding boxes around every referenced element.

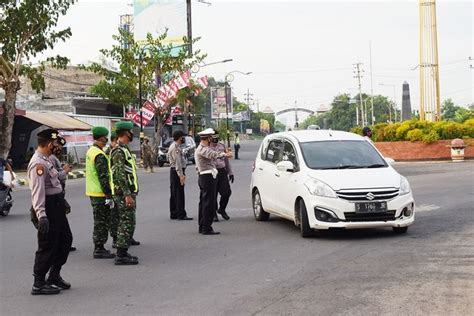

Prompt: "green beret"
[92,126,109,138]
[110,130,117,139]
[115,121,134,132]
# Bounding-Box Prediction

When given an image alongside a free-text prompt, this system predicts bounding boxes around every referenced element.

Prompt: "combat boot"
[114,248,139,265]
[112,238,117,249]
[31,274,60,295]
[130,238,140,246]
[93,245,115,259]
[47,268,71,290]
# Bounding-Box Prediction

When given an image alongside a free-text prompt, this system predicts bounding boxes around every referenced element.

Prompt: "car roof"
[267,130,364,143]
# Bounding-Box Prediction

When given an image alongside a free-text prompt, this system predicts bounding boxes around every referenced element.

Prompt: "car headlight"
[400,176,411,195]
[304,178,337,198]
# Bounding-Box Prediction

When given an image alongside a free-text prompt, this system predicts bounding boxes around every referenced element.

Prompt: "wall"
[375,140,474,161]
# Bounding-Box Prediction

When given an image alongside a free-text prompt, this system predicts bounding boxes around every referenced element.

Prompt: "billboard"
[133,0,188,54]
[211,87,233,119]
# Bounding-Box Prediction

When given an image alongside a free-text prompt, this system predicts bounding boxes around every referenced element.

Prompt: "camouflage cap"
[92,126,109,138]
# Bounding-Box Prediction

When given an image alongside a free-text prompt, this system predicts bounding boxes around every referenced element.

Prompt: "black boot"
[32,274,60,295]
[94,245,115,259]
[213,215,219,222]
[112,238,117,249]
[130,238,140,246]
[47,268,71,290]
[114,248,139,265]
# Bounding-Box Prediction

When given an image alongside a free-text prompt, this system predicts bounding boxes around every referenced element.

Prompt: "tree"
[0,0,74,158]
[441,99,461,121]
[83,28,205,145]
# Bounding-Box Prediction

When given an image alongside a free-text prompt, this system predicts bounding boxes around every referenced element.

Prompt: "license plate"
[355,202,387,213]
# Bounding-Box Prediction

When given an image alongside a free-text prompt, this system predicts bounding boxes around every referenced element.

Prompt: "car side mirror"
[276,161,295,172]
[385,157,395,165]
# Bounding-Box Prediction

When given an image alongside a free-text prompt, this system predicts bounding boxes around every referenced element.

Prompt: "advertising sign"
[211,87,233,119]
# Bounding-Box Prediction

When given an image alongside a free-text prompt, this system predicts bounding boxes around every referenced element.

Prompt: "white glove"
[105,198,115,209]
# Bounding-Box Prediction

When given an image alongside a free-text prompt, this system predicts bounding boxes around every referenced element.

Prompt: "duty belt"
[199,168,218,179]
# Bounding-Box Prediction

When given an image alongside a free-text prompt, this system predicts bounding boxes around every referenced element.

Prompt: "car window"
[265,139,283,164]
[282,141,298,168]
[300,140,388,169]
[260,139,270,160]
[185,137,195,147]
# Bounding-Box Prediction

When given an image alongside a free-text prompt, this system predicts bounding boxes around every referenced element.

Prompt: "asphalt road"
[1,140,473,315]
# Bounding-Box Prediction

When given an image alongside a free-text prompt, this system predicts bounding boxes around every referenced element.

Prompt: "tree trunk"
[0,83,17,159]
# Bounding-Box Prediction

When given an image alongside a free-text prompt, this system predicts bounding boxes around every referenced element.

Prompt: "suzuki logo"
[366,192,375,200]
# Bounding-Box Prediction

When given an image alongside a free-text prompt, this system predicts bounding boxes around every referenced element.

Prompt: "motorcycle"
[1,169,16,217]
[0,184,13,217]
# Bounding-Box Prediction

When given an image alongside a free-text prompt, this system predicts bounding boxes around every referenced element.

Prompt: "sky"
[44,0,473,125]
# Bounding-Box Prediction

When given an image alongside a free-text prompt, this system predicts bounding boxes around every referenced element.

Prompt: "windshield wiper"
[366,164,386,168]
[334,165,365,169]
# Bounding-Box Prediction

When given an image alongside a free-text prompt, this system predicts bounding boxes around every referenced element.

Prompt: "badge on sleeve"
[36,165,45,176]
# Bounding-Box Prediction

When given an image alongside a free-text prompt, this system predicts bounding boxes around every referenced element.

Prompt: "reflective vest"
[85,145,110,197]
[110,146,138,195]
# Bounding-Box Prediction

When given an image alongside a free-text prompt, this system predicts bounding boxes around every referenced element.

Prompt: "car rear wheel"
[299,200,313,238]
[253,190,269,221]
[393,227,408,234]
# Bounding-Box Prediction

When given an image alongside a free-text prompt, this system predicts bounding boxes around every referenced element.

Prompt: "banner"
[211,87,233,119]
[59,131,93,147]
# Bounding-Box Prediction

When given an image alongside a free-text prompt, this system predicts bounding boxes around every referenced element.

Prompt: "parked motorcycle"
[0,184,13,217]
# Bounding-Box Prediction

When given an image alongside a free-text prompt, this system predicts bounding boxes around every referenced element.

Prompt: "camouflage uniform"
[111,143,138,249]
[141,141,154,171]
[105,145,119,243]
[89,147,113,247]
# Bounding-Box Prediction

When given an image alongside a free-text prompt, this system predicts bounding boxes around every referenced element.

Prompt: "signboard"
[59,131,93,147]
[233,111,250,122]
[246,129,253,135]
[134,0,188,55]
[211,87,233,119]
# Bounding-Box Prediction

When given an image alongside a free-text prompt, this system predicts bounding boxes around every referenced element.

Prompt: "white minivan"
[250,130,415,237]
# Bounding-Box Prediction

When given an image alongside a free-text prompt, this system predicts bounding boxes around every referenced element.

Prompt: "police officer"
[234,132,240,159]
[168,130,193,220]
[210,132,233,221]
[194,128,232,235]
[28,129,73,295]
[110,121,139,265]
[85,126,115,259]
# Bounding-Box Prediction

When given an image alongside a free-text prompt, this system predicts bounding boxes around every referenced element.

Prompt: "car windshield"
[300,140,388,169]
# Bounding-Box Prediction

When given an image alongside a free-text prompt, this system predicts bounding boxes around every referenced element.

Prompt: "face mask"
[53,145,62,156]
[127,132,134,142]
[212,138,219,144]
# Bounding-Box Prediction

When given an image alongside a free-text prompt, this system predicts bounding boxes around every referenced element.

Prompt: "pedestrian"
[85,126,116,259]
[49,138,75,251]
[141,136,155,173]
[28,129,73,295]
[110,121,140,265]
[210,132,233,222]
[194,128,232,235]
[234,132,240,159]
[167,130,193,221]
[362,127,373,142]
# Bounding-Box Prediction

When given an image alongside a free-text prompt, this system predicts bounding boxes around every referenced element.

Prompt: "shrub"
[422,130,440,144]
[438,122,465,139]
[396,121,412,140]
[383,123,401,141]
[407,129,423,142]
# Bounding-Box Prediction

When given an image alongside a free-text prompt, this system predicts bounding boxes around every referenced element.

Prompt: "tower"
[419,0,441,121]
[402,81,412,121]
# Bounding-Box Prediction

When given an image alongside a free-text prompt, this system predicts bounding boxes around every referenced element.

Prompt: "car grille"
[343,211,396,222]
[336,188,399,202]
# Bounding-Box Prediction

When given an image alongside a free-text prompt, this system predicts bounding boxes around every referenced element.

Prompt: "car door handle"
[275,173,280,177]
[258,167,263,171]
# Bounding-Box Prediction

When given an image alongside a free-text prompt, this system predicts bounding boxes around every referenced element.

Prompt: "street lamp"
[379,83,397,123]
[224,70,252,147]
[137,43,155,145]
[190,58,233,73]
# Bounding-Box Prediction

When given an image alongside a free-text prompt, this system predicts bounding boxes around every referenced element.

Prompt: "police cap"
[37,129,60,142]
[198,128,215,138]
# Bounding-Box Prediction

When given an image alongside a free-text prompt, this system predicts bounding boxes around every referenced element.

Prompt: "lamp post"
[379,83,397,123]
[137,44,154,145]
[224,71,252,147]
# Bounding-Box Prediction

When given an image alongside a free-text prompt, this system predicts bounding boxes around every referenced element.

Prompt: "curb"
[67,170,85,179]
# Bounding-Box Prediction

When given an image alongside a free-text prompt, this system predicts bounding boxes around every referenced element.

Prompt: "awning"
[22,112,92,131]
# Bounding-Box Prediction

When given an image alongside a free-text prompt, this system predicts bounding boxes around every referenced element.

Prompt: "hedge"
[351,119,474,144]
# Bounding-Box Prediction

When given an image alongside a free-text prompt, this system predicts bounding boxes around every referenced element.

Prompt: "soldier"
[85,126,115,259]
[194,128,232,235]
[141,136,155,173]
[49,137,75,251]
[28,129,73,295]
[110,121,139,265]
[167,130,193,221]
[106,130,119,248]
[210,132,233,222]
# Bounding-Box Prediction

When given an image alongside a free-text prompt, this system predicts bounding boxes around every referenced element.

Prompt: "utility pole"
[294,100,299,128]
[244,89,253,131]
[353,62,364,126]
[369,41,375,125]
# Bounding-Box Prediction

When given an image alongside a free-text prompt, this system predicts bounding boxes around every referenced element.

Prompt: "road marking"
[416,204,441,212]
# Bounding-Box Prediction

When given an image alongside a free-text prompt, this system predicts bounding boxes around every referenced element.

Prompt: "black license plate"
[355,202,387,213]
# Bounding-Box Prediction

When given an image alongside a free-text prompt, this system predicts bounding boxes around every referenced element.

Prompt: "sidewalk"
[14,169,86,186]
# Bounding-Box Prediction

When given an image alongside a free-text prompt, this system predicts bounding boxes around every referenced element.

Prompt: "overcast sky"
[47,0,473,125]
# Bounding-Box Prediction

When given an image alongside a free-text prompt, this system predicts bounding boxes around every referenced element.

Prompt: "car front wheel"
[299,200,313,238]
[253,190,269,221]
